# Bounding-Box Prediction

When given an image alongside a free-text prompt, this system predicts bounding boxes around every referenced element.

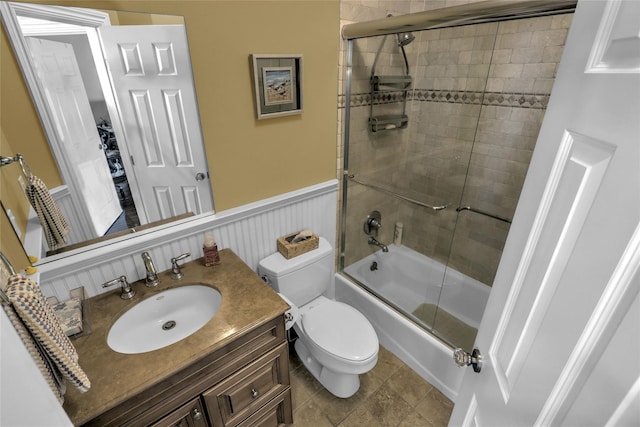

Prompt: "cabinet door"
[150,397,208,427]
[203,343,289,427]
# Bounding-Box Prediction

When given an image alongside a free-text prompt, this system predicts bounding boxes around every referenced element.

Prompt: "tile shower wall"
[339,1,572,286]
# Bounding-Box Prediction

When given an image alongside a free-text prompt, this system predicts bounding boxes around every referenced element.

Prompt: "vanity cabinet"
[84,316,292,427]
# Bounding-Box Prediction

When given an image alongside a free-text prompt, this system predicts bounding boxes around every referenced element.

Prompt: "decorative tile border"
[339,90,550,110]
[345,91,408,109]
[482,92,550,109]
[412,89,484,105]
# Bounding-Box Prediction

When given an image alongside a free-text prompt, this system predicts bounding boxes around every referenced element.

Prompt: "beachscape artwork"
[263,66,293,105]
[250,54,302,119]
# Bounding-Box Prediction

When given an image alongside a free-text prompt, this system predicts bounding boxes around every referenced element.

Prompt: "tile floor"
[288,345,454,426]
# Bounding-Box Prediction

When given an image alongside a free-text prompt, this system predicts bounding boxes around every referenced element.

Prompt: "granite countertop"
[62,249,288,425]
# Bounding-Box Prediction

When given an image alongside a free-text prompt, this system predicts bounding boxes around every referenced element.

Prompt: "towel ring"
[0,153,33,179]
[16,154,33,179]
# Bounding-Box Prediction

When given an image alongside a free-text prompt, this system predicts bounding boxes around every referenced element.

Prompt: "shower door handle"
[453,348,482,373]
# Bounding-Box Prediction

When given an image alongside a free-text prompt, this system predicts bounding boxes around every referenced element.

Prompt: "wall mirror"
[0,1,214,265]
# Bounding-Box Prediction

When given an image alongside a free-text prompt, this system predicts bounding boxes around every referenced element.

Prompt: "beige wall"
[0,0,340,268]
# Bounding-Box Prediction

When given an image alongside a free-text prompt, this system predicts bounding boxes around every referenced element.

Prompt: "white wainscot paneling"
[37,180,338,300]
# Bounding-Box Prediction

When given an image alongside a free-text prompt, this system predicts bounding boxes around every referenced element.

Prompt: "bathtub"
[335,244,490,400]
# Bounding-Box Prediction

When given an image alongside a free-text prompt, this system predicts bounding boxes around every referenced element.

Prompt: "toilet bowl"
[258,237,379,398]
[293,296,378,397]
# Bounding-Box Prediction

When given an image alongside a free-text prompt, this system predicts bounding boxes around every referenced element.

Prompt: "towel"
[1,300,65,402]
[24,175,70,250]
[6,274,90,393]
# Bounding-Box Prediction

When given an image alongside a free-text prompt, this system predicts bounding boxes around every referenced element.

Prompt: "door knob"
[453,348,482,373]
[195,172,206,181]
[192,408,202,421]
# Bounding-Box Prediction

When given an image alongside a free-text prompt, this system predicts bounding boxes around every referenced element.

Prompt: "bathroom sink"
[107,284,222,354]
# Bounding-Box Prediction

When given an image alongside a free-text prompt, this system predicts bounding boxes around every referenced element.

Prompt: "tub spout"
[368,236,389,253]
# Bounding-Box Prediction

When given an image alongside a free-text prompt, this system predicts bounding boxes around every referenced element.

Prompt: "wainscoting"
[38,180,338,300]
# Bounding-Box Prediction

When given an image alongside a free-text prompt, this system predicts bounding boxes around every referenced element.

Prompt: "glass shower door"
[341,22,502,351]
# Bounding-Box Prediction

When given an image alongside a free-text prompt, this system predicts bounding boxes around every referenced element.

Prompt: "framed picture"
[251,54,303,119]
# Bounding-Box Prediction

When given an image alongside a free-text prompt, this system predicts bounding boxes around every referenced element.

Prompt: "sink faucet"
[141,252,160,287]
[170,252,191,280]
[368,236,389,253]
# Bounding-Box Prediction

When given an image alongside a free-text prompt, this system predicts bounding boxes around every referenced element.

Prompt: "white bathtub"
[335,244,490,400]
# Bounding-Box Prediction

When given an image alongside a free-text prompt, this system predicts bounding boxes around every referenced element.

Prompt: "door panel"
[450,1,640,425]
[27,37,122,239]
[493,132,615,401]
[99,25,213,223]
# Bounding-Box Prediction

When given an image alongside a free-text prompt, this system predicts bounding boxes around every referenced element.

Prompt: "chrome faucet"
[102,275,135,299]
[141,252,160,287]
[368,236,389,253]
[170,252,191,280]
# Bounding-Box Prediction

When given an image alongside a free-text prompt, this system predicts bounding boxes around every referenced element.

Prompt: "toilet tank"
[258,237,333,307]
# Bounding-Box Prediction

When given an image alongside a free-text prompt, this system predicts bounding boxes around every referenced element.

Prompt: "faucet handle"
[102,275,135,299]
[170,252,191,280]
[364,210,383,236]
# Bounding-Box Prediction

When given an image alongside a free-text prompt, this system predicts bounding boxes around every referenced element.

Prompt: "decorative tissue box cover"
[52,297,83,336]
[277,231,319,259]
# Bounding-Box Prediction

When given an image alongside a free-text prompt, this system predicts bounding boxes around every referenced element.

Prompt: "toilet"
[258,237,379,398]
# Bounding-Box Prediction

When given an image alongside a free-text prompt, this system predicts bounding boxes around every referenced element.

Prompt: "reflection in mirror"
[0,2,214,264]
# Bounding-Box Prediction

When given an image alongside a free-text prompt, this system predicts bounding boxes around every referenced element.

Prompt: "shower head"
[396,32,415,47]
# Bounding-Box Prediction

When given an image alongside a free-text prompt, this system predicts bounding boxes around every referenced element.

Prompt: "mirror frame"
[1,1,111,242]
[0,1,212,265]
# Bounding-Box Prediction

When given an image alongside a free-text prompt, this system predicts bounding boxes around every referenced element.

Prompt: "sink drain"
[162,320,176,331]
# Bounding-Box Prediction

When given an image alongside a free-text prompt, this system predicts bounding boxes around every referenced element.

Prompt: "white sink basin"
[107,284,222,354]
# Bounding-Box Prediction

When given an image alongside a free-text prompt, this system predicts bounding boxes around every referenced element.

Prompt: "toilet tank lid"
[259,236,332,277]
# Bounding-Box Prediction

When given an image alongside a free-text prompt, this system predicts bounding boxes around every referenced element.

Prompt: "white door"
[449,1,640,426]
[98,25,213,224]
[26,37,122,239]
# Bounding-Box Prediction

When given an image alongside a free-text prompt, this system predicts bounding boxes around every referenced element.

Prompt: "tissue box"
[51,297,83,336]
[277,231,319,259]
[48,286,90,338]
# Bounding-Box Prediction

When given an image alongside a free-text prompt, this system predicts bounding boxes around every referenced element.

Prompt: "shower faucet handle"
[364,210,383,236]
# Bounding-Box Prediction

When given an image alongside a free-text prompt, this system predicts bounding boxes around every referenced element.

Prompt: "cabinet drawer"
[204,342,289,427]
[236,390,292,427]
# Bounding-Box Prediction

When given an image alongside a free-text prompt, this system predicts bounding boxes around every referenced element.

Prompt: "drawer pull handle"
[192,408,202,421]
[251,388,260,399]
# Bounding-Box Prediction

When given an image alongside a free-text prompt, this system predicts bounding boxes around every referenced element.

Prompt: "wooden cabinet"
[85,316,292,427]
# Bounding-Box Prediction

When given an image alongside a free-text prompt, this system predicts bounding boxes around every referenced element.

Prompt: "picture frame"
[250,54,303,119]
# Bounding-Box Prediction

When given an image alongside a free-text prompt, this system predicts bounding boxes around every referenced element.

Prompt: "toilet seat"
[300,298,378,362]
